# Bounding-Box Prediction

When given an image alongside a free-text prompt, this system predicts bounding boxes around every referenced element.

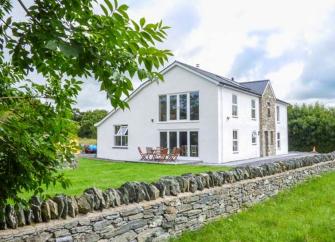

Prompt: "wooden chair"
[138,147,147,160]
[158,148,168,162]
[167,147,181,162]
[146,147,154,160]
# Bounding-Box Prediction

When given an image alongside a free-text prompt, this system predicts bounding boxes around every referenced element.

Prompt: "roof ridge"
[240,80,269,84]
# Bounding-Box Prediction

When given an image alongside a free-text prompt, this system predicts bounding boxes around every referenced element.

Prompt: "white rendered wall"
[275,102,289,155]
[218,87,261,163]
[97,65,219,163]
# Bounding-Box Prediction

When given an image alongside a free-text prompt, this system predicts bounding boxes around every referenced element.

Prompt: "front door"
[264,131,269,156]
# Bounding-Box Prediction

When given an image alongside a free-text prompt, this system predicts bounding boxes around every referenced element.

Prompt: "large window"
[159,131,199,157]
[267,102,271,117]
[159,95,167,121]
[159,92,199,121]
[276,106,280,123]
[114,125,128,147]
[270,131,274,145]
[251,99,256,120]
[277,132,281,150]
[233,130,238,153]
[232,94,238,117]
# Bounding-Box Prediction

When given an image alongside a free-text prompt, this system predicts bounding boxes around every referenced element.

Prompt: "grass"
[78,137,96,145]
[173,172,335,242]
[26,158,228,198]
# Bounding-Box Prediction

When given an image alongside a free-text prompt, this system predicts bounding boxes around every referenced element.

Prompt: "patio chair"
[146,147,154,160]
[138,147,147,160]
[167,147,181,162]
[157,148,169,162]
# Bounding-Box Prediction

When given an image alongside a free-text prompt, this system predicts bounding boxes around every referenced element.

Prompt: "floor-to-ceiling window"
[159,130,199,157]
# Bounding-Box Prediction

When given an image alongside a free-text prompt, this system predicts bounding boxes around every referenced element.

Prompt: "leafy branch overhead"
[0,0,171,205]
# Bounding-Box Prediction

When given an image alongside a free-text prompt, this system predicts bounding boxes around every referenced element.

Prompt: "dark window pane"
[190,92,199,120]
[159,95,167,121]
[179,94,187,120]
[190,131,198,157]
[115,136,121,146]
[179,131,188,156]
[170,95,177,120]
[122,136,128,146]
[169,132,177,153]
[115,125,120,134]
[160,132,167,148]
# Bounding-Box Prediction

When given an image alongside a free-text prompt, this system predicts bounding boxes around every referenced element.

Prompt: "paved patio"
[207,152,315,167]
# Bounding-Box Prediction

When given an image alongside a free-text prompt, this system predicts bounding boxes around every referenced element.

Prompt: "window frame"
[232,94,238,118]
[159,130,199,158]
[276,105,280,123]
[277,132,281,150]
[232,129,239,153]
[158,91,199,122]
[114,125,128,148]
[251,99,256,120]
[252,131,257,145]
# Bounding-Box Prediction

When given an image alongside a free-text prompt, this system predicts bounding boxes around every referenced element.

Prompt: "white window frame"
[277,132,281,150]
[251,99,256,120]
[114,125,128,147]
[159,130,199,158]
[159,91,199,122]
[252,131,257,145]
[232,94,238,118]
[276,106,280,123]
[233,130,239,153]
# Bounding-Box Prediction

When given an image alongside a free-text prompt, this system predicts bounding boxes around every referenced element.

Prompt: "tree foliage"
[0,0,171,205]
[73,108,108,139]
[288,103,335,153]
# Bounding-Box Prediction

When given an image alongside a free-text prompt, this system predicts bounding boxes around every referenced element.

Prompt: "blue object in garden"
[85,144,97,154]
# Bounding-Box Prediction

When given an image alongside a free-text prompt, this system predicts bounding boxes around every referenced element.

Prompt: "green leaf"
[104,0,114,12]
[59,42,79,57]
[45,40,58,51]
[140,17,146,27]
[100,4,109,16]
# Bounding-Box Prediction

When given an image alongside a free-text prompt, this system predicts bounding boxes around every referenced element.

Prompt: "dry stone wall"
[1,153,335,241]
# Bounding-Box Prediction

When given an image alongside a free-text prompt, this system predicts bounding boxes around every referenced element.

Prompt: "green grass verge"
[24,158,228,199]
[173,172,335,242]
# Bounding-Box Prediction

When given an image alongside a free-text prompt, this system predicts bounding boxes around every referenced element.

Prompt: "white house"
[95,61,289,163]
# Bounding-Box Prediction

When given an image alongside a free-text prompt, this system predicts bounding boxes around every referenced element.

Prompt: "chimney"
[196,64,200,68]
[231,77,234,81]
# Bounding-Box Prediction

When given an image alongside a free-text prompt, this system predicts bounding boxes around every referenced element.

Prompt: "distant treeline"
[73,108,108,139]
[288,103,335,153]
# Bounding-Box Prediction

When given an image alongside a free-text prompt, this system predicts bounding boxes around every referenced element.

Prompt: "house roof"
[175,61,260,96]
[95,61,289,127]
[239,80,270,95]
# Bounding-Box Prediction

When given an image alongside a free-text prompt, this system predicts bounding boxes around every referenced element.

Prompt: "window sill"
[252,143,257,146]
[233,151,239,154]
[157,120,200,124]
[232,116,238,119]
[252,118,257,121]
[112,146,128,149]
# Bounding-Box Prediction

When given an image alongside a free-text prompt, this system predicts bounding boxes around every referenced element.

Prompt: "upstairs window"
[232,94,238,117]
[276,106,280,123]
[277,132,281,150]
[233,130,239,153]
[114,125,128,147]
[251,99,256,120]
[159,92,199,122]
[270,131,274,145]
[267,102,271,117]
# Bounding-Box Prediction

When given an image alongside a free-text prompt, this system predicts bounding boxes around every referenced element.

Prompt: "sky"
[11,0,335,110]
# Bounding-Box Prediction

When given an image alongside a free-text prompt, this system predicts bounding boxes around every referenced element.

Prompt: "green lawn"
[173,172,335,242]
[28,158,228,198]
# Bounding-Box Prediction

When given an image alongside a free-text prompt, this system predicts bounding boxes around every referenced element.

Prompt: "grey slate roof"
[175,61,260,96]
[239,80,269,95]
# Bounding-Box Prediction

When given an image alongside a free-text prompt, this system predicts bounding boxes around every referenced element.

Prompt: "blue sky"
[11,0,335,110]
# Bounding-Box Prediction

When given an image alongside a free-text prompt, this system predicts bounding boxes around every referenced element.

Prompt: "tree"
[288,103,335,153]
[0,0,171,205]
[75,109,108,139]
